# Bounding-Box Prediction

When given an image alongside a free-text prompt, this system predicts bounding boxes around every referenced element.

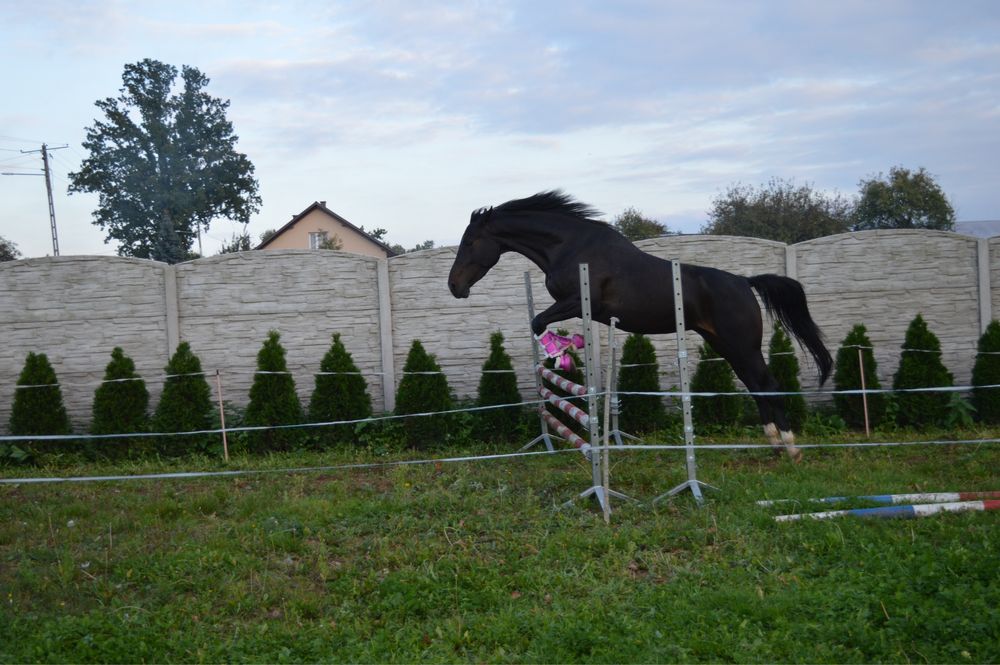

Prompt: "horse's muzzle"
[448,280,470,299]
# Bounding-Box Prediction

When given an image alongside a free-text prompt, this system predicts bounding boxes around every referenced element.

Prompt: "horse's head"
[448,206,502,299]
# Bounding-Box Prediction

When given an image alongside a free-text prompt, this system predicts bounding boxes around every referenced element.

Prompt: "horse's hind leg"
[698,331,802,462]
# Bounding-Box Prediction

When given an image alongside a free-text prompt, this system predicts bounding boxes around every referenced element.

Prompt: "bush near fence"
[5,316,1000,465]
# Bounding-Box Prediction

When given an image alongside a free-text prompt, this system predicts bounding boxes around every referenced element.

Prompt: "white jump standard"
[529,264,633,513]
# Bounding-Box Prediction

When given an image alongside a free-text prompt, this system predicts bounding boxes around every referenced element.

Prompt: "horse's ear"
[471,206,494,224]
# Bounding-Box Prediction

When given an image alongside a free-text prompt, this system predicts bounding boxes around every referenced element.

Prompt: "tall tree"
[852,166,955,231]
[68,58,261,263]
[613,207,667,241]
[0,235,20,261]
[702,178,853,243]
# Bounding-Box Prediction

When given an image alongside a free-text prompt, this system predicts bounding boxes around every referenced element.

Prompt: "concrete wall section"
[797,231,982,389]
[386,247,555,404]
[173,250,385,412]
[0,256,170,428]
[991,237,1000,327]
[1,230,998,433]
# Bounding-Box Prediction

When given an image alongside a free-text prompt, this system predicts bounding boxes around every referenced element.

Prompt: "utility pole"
[1,143,67,256]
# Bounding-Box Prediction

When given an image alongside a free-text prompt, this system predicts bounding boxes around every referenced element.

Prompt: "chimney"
[320,200,327,207]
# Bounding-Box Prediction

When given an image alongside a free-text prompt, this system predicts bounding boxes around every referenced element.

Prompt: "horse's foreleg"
[530,297,582,336]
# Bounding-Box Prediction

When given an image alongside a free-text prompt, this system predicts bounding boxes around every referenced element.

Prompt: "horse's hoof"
[788,448,803,464]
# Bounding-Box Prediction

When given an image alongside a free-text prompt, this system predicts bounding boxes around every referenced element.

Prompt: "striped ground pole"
[538,386,590,428]
[758,490,1000,508]
[539,409,591,456]
[774,499,1000,522]
[536,365,588,397]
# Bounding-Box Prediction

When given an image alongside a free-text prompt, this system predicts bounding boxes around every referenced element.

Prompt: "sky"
[2,0,999,258]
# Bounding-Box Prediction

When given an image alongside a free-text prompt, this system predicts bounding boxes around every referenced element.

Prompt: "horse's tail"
[748,274,833,385]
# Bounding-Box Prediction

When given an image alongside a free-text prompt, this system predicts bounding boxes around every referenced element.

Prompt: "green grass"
[2,434,999,663]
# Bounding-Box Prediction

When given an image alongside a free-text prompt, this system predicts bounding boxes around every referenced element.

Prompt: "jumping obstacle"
[653,259,715,505]
[758,490,1000,508]
[524,259,713,509]
[525,264,632,513]
[774,499,1000,522]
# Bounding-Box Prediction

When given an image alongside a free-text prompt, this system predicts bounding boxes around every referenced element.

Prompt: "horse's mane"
[490,190,606,225]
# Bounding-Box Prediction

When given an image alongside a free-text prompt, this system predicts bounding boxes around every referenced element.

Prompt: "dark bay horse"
[447,191,832,461]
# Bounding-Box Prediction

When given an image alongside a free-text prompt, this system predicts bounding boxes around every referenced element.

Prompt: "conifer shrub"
[7,352,72,461]
[244,331,304,453]
[476,331,524,441]
[893,314,953,428]
[152,342,215,456]
[395,339,453,449]
[307,333,372,446]
[690,343,742,429]
[90,347,149,459]
[767,324,807,431]
[833,324,886,429]
[971,319,1000,424]
[617,333,666,433]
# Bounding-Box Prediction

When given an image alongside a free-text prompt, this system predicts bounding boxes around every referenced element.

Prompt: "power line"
[1,143,68,256]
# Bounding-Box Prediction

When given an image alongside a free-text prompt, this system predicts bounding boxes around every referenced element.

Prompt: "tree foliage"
[308,333,372,446]
[893,314,953,427]
[690,343,742,429]
[833,324,886,429]
[152,342,215,456]
[853,166,955,231]
[617,333,666,432]
[244,331,304,453]
[68,58,261,263]
[613,207,667,241]
[476,332,523,441]
[767,324,807,431]
[395,340,453,449]
[0,236,21,261]
[8,352,72,460]
[90,347,149,458]
[218,225,252,254]
[971,320,1000,425]
[702,178,853,243]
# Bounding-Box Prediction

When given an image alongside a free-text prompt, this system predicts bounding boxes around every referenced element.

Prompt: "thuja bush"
[617,333,666,433]
[395,339,453,449]
[833,324,886,429]
[152,342,215,456]
[7,352,71,461]
[244,331,304,453]
[308,333,372,447]
[690,343,742,429]
[767,324,807,431]
[893,314,953,428]
[476,331,524,441]
[971,319,1000,424]
[90,347,149,459]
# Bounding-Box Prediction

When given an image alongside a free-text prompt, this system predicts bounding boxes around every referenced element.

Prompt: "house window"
[309,231,328,249]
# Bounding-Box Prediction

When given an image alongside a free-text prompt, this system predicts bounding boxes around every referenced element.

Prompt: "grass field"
[2,432,999,663]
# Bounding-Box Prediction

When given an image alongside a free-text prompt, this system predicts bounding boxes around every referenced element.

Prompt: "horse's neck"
[494,215,576,271]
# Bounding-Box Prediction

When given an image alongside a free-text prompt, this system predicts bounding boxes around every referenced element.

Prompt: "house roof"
[255,201,397,256]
